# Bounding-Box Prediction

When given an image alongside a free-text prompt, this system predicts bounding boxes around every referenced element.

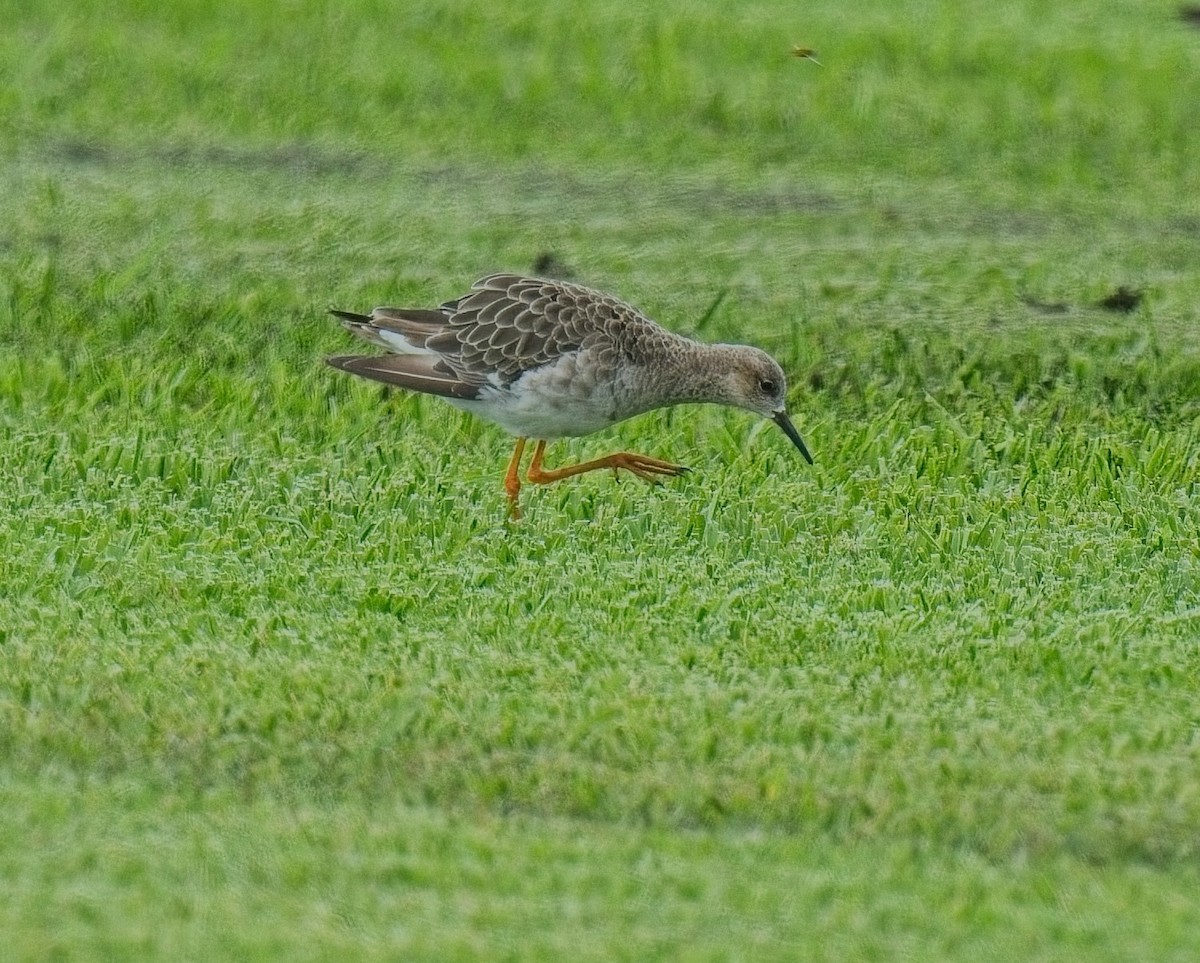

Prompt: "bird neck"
[648,340,740,407]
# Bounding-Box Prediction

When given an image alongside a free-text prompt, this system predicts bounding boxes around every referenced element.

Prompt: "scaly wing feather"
[329,274,668,393]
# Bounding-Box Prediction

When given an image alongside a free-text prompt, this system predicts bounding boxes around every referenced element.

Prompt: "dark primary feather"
[325,354,483,400]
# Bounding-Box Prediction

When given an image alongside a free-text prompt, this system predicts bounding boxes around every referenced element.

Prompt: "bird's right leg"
[503,437,528,520]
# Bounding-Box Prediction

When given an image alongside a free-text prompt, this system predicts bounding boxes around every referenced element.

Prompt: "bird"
[327,274,813,518]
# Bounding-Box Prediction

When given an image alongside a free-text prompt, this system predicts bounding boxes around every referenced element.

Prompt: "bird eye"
[759,379,777,394]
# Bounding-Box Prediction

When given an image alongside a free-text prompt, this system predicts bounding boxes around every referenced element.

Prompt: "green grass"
[2,0,1200,959]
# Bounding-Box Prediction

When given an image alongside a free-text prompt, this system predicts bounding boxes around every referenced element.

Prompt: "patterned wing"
[427,274,656,384]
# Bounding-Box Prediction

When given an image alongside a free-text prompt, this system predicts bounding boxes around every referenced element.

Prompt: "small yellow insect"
[791,46,823,66]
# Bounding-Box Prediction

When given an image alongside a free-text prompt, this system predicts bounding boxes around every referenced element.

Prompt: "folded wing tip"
[324,353,482,401]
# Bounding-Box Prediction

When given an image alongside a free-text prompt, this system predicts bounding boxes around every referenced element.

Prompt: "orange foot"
[527,439,688,485]
[502,438,689,519]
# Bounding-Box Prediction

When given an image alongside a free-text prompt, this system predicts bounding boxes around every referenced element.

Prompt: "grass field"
[2,0,1200,958]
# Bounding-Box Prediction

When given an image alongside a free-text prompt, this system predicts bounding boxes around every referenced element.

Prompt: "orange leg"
[503,438,528,519]
[526,439,688,487]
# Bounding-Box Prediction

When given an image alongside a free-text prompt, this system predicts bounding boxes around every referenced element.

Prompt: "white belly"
[447,391,618,439]
[446,358,629,439]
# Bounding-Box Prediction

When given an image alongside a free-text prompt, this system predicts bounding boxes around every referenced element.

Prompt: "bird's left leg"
[525,440,688,486]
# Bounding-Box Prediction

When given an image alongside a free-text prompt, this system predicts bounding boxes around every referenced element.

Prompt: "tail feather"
[330,307,452,353]
[330,309,372,323]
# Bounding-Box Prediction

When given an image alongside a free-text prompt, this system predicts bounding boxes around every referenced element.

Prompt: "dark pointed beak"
[773,410,814,465]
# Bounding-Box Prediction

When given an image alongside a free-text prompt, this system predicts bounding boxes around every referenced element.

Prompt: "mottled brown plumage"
[328,274,812,517]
